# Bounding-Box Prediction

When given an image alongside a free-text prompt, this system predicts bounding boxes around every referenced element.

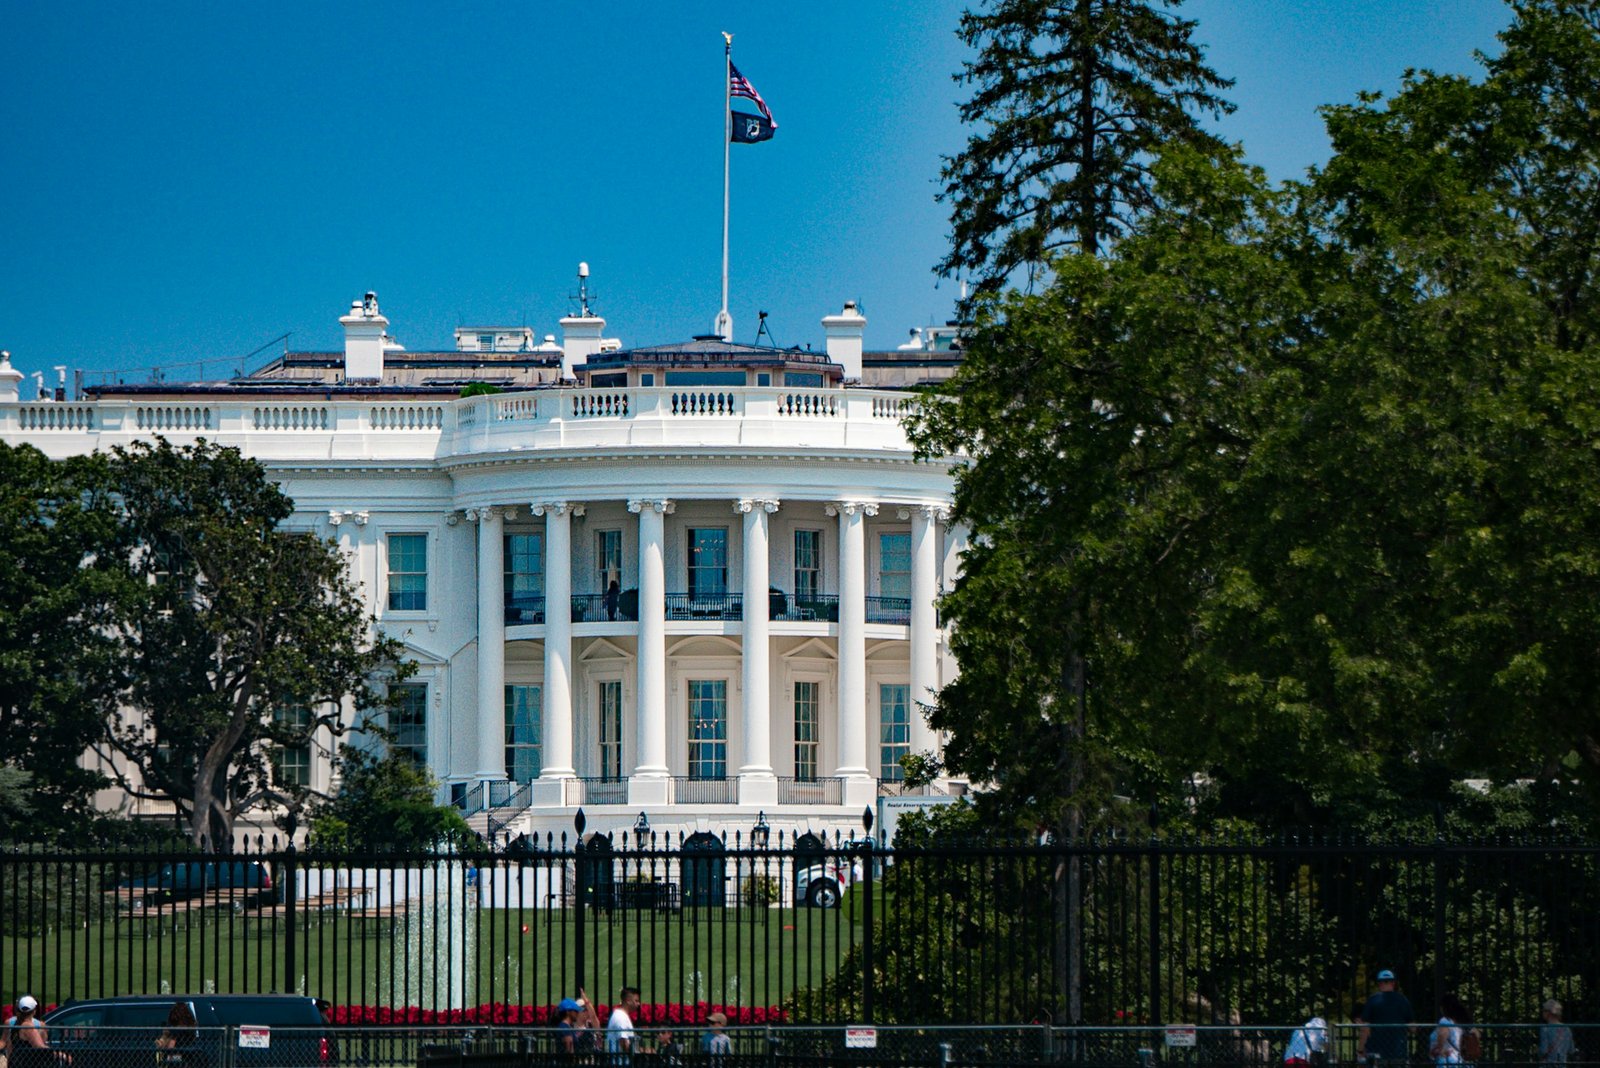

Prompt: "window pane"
[688,528,728,600]
[504,685,542,783]
[388,534,428,611]
[879,683,910,781]
[794,530,821,601]
[392,684,428,766]
[272,704,312,788]
[879,532,911,601]
[597,530,623,591]
[599,680,623,779]
[688,680,727,780]
[794,681,819,782]
[504,533,545,600]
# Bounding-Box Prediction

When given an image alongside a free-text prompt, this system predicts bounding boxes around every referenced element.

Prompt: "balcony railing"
[572,777,629,805]
[663,592,742,621]
[673,777,737,804]
[777,776,843,805]
[499,590,905,626]
[866,595,912,625]
[776,594,839,622]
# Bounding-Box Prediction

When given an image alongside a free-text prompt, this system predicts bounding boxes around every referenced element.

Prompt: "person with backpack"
[1539,1000,1575,1065]
[1431,994,1478,1067]
[1284,1017,1329,1068]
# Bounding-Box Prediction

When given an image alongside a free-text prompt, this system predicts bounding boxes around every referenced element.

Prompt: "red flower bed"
[327,1003,786,1027]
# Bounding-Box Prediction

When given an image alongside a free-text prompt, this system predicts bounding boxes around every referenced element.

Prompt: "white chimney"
[339,291,388,381]
[558,262,606,379]
[822,300,867,381]
[0,351,22,403]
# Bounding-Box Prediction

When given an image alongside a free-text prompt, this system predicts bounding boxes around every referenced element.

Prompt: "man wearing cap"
[1358,970,1414,1064]
[555,998,583,1055]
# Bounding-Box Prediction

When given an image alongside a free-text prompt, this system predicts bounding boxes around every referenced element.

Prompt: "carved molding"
[825,501,879,518]
[627,498,677,515]
[896,504,949,523]
[531,501,587,518]
[326,509,370,528]
[734,498,781,515]
[463,505,512,523]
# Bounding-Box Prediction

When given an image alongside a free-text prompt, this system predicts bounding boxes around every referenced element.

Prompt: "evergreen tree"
[938,0,1234,289]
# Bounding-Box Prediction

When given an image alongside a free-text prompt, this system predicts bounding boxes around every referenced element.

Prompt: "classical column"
[829,500,876,806]
[471,506,509,782]
[532,501,581,780]
[628,498,673,804]
[737,498,780,805]
[904,504,946,758]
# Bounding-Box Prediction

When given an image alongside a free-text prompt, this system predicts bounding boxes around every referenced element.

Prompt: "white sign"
[1165,1027,1197,1048]
[238,1027,271,1049]
[845,1028,878,1049]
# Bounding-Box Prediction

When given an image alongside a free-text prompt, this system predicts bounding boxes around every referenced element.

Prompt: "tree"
[0,442,127,835]
[307,741,475,853]
[98,439,409,847]
[938,0,1234,289]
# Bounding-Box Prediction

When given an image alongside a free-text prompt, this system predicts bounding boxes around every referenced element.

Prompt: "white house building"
[0,288,966,843]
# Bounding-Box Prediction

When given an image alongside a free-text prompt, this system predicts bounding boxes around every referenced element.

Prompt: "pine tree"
[938,0,1234,288]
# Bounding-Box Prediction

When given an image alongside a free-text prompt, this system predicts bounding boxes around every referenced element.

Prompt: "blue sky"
[1,1,1512,384]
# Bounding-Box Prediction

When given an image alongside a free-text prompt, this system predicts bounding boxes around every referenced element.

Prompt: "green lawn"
[3,905,864,1012]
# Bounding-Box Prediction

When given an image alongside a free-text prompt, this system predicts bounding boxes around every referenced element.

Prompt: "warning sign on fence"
[238,1027,271,1049]
[845,1028,878,1049]
[1165,1026,1197,1048]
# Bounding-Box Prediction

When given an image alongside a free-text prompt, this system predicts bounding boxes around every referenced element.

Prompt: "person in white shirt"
[606,987,641,1059]
[1284,1017,1329,1067]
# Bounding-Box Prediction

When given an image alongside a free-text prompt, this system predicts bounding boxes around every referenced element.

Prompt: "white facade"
[0,297,964,842]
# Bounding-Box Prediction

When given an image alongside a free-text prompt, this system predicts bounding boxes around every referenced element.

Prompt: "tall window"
[596,529,623,592]
[688,528,728,600]
[504,532,545,618]
[391,684,428,766]
[598,680,623,779]
[272,704,311,788]
[878,532,911,601]
[387,534,428,611]
[688,680,727,780]
[794,682,820,782]
[504,685,542,783]
[794,529,821,601]
[879,683,910,781]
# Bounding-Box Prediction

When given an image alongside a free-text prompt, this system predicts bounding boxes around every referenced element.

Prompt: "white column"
[737,498,779,805]
[534,502,580,780]
[472,506,508,781]
[629,498,673,804]
[830,500,876,807]
[905,505,945,758]
[326,510,371,794]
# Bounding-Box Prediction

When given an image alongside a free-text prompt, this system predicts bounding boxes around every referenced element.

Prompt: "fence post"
[574,810,588,997]
[1148,808,1161,1026]
[283,833,298,995]
[1432,805,1446,1014]
[860,806,876,1023]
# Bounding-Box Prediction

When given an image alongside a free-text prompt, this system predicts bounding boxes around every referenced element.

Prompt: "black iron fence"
[3,832,1599,1027]
[12,1025,1600,1068]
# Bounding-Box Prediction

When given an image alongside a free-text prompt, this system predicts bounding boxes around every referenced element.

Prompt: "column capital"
[326,509,370,527]
[464,505,513,523]
[826,500,879,518]
[734,498,781,515]
[897,504,950,523]
[530,501,585,518]
[628,498,677,515]
[445,511,462,526]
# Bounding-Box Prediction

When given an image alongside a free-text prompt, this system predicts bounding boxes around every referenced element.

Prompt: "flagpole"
[718,32,733,341]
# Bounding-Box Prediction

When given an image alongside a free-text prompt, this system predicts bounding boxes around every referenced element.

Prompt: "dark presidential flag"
[729,61,777,129]
[730,110,775,143]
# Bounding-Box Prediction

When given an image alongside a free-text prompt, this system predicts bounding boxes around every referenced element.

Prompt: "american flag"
[729,62,777,129]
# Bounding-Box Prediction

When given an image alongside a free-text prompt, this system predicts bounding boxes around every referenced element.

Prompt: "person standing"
[1539,1000,1575,1065]
[1429,995,1468,1068]
[1284,1017,1329,1068]
[606,988,640,1062]
[702,1012,731,1064]
[1357,969,1414,1064]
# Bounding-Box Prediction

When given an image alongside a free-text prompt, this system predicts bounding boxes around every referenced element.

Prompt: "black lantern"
[633,811,651,836]
[751,811,771,849]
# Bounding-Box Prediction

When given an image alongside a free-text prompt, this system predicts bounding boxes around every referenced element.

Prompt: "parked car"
[44,994,331,1068]
[794,860,852,908]
[116,861,273,904]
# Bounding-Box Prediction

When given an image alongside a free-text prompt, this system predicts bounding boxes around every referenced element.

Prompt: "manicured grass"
[2,904,864,1012]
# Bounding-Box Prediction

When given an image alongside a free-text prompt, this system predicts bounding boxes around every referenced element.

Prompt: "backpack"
[1459,1028,1482,1063]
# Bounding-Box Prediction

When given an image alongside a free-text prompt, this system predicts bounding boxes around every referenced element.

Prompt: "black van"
[43,995,330,1068]
[115,862,274,905]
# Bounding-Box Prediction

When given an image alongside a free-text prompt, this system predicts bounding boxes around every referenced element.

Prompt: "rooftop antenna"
[574,262,594,317]
[754,310,773,345]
